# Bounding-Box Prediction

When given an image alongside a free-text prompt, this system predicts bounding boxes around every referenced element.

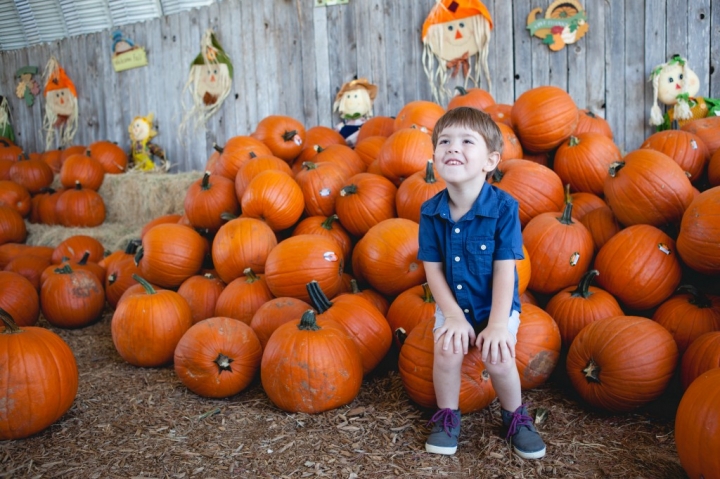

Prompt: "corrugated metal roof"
[0,0,218,51]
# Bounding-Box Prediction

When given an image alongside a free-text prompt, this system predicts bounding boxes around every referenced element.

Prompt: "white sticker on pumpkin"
[319,188,331,197]
[323,252,338,262]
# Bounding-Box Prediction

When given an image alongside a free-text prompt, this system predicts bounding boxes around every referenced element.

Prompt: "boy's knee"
[484,358,516,376]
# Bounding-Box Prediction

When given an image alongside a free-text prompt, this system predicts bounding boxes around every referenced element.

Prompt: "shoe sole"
[513,446,546,460]
[425,443,458,455]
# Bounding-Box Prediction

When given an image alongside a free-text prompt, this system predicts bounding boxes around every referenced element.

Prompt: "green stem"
[298,309,321,331]
[322,214,340,230]
[421,283,435,303]
[454,86,469,96]
[243,267,260,283]
[201,171,211,190]
[131,274,156,295]
[677,285,712,308]
[54,264,74,274]
[570,270,599,299]
[0,307,22,334]
[424,160,437,184]
[306,280,333,314]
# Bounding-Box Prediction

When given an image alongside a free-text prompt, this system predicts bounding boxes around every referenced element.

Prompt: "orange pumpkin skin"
[337,279,389,316]
[354,136,386,168]
[573,109,613,139]
[335,173,398,238]
[292,215,352,261]
[209,137,273,181]
[485,103,513,128]
[351,218,425,297]
[261,310,363,414]
[652,286,720,355]
[594,224,682,311]
[393,100,445,134]
[59,152,105,191]
[544,270,624,348]
[566,316,678,412]
[356,116,396,142]
[112,275,193,367]
[709,148,720,187]
[603,149,694,227]
[183,172,239,232]
[511,86,578,153]
[52,234,106,264]
[515,304,562,390]
[41,149,63,173]
[553,133,623,196]
[497,122,523,161]
[40,266,105,329]
[234,154,293,199]
[569,192,607,220]
[252,115,306,163]
[313,144,366,179]
[386,283,436,348]
[5,253,51,290]
[264,234,344,303]
[0,271,40,326]
[0,205,27,245]
[103,244,142,309]
[579,206,621,252]
[212,217,278,284]
[88,140,128,174]
[138,223,206,288]
[250,296,312,350]
[488,159,564,228]
[640,130,709,184]
[0,180,31,217]
[680,115,720,156]
[677,187,720,275]
[177,273,226,324]
[680,331,720,390]
[447,86,495,111]
[214,269,274,325]
[395,160,446,224]
[9,155,54,194]
[0,308,78,440]
[241,170,304,232]
[294,161,350,217]
[675,368,720,479]
[174,317,262,398]
[55,182,106,227]
[398,317,496,414]
[140,214,182,238]
[376,128,434,186]
[522,202,594,295]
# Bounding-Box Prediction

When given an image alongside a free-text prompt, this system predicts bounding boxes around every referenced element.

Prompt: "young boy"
[417,107,546,459]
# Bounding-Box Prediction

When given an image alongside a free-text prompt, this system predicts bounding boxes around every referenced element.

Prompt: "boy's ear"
[486,151,501,171]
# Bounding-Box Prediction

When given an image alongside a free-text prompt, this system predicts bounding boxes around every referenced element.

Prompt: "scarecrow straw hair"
[0,96,10,133]
[648,55,693,126]
[422,14,492,104]
[179,29,232,141]
[42,56,78,150]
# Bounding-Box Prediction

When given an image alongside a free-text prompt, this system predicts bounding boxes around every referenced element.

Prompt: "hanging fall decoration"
[42,56,78,150]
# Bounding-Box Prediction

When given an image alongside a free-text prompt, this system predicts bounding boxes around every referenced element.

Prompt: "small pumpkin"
[652,285,720,355]
[680,331,720,390]
[136,223,206,288]
[177,273,226,324]
[510,86,578,152]
[40,265,105,328]
[240,169,304,232]
[386,282,436,349]
[209,136,273,181]
[251,115,306,163]
[214,268,274,325]
[211,217,278,284]
[88,140,128,174]
[0,205,27,245]
[515,304,561,390]
[335,172,398,237]
[183,171,239,232]
[395,159,446,224]
[0,271,40,326]
[676,186,720,275]
[55,182,106,227]
[446,86,495,111]
[59,151,105,191]
[249,296,312,350]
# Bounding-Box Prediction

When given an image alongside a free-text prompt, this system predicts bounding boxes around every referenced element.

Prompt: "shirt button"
[464,309,469,313]
[454,228,460,233]
[454,256,460,262]
[457,284,462,290]
[481,244,487,251]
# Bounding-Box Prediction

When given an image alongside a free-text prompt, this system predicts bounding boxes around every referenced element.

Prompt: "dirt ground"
[1,306,687,479]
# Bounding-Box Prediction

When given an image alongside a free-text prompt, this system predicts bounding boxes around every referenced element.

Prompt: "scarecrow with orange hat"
[179,29,233,138]
[422,0,493,104]
[333,78,378,147]
[42,56,79,150]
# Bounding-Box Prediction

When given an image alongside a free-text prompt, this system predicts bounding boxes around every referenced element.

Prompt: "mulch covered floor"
[1,307,686,479]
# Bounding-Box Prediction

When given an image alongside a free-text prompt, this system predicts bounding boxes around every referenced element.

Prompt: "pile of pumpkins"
[1,85,720,477]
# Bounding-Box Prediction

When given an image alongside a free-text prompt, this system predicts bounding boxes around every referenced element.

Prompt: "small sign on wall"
[111,30,148,72]
[527,0,588,51]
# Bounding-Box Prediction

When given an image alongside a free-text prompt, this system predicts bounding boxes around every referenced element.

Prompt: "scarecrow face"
[339,89,372,117]
[430,17,479,61]
[46,88,75,116]
[196,63,231,102]
[130,118,151,142]
[657,63,700,105]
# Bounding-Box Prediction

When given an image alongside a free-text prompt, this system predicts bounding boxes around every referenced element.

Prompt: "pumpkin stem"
[125,239,142,255]
[249,151,257,159]
[131,274,156,295]
[454,86,469,96]
[282,130,298,142]
[676,284,712,308]
[395,327,407,346]
[339,184,358,197]
[584,110,597,119]
[568,136,580,147]
[133,246,144,266]
[74,180,83,190]
[608,161,625,178]
[582,358,601,383]
[298,309,321,331]
[77,251,91,265]
[243,267,260,283]
[201,171,211,190]
[54,264,74,274]
[0,307,23,334]
[220,212,237,221]
[349,278,361,294]
[421,282,436,303]
[321,214,339,230]
[491,168,504,183]
[214,353,234,373]
[306,280,333,314]
[302,161,318,171]
[212,143,224,153]
[204,272,217,280]
[570,270,599,299]
[424,159,437,184]
[557,199,575,225]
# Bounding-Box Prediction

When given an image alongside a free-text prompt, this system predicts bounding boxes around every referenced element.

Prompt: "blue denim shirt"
[417,183,524,328]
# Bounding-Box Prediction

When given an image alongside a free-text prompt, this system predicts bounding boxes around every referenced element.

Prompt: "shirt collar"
[429,182,501,219]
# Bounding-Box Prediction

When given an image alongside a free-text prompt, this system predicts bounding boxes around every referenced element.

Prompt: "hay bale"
[27,171,202,251]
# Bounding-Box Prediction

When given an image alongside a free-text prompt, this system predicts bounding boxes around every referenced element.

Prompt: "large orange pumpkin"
[376,128,434,186]
[252,115,306,163]
[137,223,206,288]
[510,85,578,152]
[640,130,709,184]
[335,172,398,237]
[88,140,128,174]
[677,186,720,275]
[652,286,720,355]
[446,86,495,111]
[211,217,278,283]
[0,308,78,440]
[386,283,436,348]
[249,296,312,350]
[183,171,239,232]
[395,160,446,223]
[177,273,226,324]
[680,331,720,390]
[515,304,561,390]
[210,136,273,181]
[553,133,622,196]
[0,271,40,326]
[214,269,274,325]
[240,170,304,232]
[40,265,105,329]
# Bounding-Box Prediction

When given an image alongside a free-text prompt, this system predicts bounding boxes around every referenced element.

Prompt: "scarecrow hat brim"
[44,66,77,98]
[334,78,378,105]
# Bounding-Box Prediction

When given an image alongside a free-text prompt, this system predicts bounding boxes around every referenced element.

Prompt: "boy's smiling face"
[434,125,500,185]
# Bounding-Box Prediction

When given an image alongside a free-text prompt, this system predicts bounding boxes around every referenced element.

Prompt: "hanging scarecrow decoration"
[42,56,78,150]
[0,96,15,144]
[333,78,378,147]
[128,113,168,172]
[649,54,720,131]
[15,66,41,107]
[421,0,493,104]
[179,29,233,136]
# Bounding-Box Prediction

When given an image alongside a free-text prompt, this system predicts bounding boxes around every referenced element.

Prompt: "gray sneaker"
[425,408,461,455]
[501,405,546,459]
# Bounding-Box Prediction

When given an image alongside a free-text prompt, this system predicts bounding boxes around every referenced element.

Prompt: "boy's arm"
[424,261,476,354]
[477,259,516,363]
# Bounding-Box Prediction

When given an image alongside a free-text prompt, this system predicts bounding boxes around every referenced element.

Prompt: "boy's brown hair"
[431,106,504,156]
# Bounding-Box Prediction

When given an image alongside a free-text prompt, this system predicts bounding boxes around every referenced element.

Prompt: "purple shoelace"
[427,408,460,437]
[505,404,533,439]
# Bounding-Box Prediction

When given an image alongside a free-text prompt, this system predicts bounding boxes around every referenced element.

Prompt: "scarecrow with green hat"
[179,29,233,136]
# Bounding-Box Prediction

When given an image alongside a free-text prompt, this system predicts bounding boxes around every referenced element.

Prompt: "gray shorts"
[433,306,521,343]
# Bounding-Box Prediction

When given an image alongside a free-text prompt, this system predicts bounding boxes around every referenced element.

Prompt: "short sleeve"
[417,212,443,263]
[493,197,524,261]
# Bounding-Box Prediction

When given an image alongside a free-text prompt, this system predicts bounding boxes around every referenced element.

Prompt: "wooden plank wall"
[0,0,717,172]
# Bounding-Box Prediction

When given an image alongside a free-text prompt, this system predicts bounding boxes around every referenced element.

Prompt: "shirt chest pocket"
[466,238,495,275]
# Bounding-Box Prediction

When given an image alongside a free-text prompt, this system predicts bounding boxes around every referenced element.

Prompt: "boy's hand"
[475,323,515,365]
[434,314,476,355]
